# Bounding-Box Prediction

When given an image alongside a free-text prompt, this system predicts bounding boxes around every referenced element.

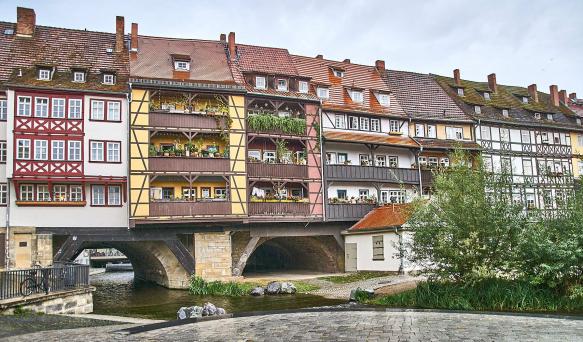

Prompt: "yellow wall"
[572,131,583,178]
[409,122,472,140]
[130,89,151,217]
[228,95,247,215]
[150,180,227,200]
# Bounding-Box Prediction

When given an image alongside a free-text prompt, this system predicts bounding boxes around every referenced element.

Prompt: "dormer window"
[333,69,344,78]
[350,90,363,103]
[378,93,390,107]
[502,109,509,117]
[255,76,266,89]
[317,87,329,99]
[577,118,581,126]
[298,81,309,93]
[534,112,541,120]
[38,68,51,81]
[73,71,85,83]
[522,96,529,103]
[174,60,190,71]
[474,106,481,114]
[457,88,464,96]
[277,79,288,91]
[484,92,491,100]
[547,113,553,121]
[102,73,115,85]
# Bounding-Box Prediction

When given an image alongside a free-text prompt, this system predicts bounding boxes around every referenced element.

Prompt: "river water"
[91,271,345,320]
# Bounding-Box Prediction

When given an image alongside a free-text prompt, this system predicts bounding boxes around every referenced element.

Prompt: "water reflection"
[92,271,344,320]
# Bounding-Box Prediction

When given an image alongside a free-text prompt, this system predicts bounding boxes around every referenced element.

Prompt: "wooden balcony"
[326,203,377,221]
[149,157,229,173]
[149,112,226,130]
[15,200,86,207]
[247,162,308,179]
[149,200,231,217]
[248,201,310,216]
[325,165,421,184]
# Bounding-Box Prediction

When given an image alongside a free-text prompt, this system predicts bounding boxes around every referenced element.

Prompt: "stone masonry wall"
[1,288,93,315]
[194,232,232,280]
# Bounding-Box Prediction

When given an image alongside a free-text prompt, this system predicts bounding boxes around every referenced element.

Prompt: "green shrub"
[189,276,256,296]
[248,114,306,136]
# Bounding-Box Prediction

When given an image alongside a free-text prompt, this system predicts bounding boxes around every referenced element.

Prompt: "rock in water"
[349,288,375,302]
[177,306,191,320]
[202,302,217,316]
[190,306,203,318]
[216,308,226,315]
[280,282,297,294]
[266,281,282,295]
[250,286,265,296]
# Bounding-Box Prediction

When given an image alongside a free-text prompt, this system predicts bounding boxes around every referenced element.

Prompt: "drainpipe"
[395,227,404,275]
[126,83,132,230]
[318,99,326,223]
[5,181,10,270]
[417,147,423,197]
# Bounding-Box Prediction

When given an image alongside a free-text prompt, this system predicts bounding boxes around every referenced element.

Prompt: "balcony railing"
[325,165,421,184]
[149,200,231,217]
[149,157,229,173]
[149,112,227,130]
[248,201,310,216]
[248,162,308,179]
[326,203,377,221]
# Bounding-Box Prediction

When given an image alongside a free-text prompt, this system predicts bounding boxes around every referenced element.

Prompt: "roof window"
[484,92,491,100]
[502,109,509,117]
[522,96,529,103]
[255,76,266,89]
[38,68,52,81]
[474,106,481,114]
[378,93,390,107]
[298,81,309,93]
[457,88,464,96]
[73,71,86,83]
[102,73,115,85]
[350,90,363,103]
[332,69,344,78]
[317,87,329,99]
[174,60,190,71]
[277,79,288,91]
[534,112,541,120]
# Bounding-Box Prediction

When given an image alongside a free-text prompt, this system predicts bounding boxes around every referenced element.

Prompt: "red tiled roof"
[324,131,420,148]
[347,204,412,233]
[291,55,407,117]
[236,44,298,76]
[130,36,236,84]
[0,21,128,93]
[415,138,481,150]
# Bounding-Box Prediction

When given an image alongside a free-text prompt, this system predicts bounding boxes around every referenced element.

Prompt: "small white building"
[342,204,414,273]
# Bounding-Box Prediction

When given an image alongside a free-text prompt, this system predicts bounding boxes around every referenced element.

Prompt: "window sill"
[16,200,86,207]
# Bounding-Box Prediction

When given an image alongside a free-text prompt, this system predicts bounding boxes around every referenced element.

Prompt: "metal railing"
[0,263,90,300]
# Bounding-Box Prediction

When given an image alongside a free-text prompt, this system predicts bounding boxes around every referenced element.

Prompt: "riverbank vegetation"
[320,272,395,284]
[188,276,319,296]
[370,150,583,313]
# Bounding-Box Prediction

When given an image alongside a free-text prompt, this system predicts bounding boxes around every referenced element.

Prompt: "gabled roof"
[387,70,471,122]
[345,204,412,234]
[130,36,236,85]
[291,55,407,117]
[235,44,299,76]
[0,21,128,93]
[433,74,581,131]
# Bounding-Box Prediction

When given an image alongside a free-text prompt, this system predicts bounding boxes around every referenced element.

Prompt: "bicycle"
[19,264,50,297]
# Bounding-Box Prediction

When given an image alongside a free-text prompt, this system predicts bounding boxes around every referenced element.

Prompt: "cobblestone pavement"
[307,275,420,299]
[8,310,583,341]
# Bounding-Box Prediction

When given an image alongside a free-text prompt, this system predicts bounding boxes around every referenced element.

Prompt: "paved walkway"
[8,310,583,341]
[308,274,419,299]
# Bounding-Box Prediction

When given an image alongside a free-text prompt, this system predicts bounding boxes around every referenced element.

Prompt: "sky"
[1,0,582,96]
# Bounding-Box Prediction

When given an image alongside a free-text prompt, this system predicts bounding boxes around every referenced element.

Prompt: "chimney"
[115,16,125,53]
[130,23,138,52]
[16,7,35,37]
[559,90,568,105]
[528,84,539,102]
[487,73,497,93]
[375,60,386,72]
[316,54,323,59]
[570,93,577,101]
[219,33,226,43]
[343,59,350,63]
[549,85,559,107]
[453,69,461,86]
[228,32,236,60]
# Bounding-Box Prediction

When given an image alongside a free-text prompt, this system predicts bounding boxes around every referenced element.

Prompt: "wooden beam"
[232,236,261,276]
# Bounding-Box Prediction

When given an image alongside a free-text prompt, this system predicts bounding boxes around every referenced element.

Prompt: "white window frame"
[348,116,359,130]
[317,87,329,99]
[446,126,463,140]
[34,140,48,161]
[480,126,491,140]
[0,183,7,205]
[375,155,386,167]
[0,99,7,120]
[522,97,529,104]
[263,150,276,163]
[326,152,337,165]
[358,189,369,200]
[103,74,115,85]
[17,96,32,117]
[335,114,346,129]
[359,117,370,131]
[20,184,34,201]
[523,159,533,176]
[52,140,65,161]
[108,185,121,205]
[37,184,50,202]
[90,141,104,162]
[107,101,121,121]
[415,124,425,137]
[502,109,509,117]
[53,185,67,202]
[106,142,121,162]
[298,81,309,93]
[389,120,399,133]
[68,140,82,161]
[370,118,380,132]
[474,106,481,114]
[91,185,105,206]
[378,93,389,106]
[73,71,85,82]
[68,99,82,119]
[91,100,105,120]
[388,156,398,168]
[427,125,436,138]
[35,97,49,118]
[484,92,491,100]
[174,61,190,71]
[0,141,6,162]
[277,79,288,91]
[38,69,51,81]
[457,88,464,96]
[389,190,405,203]
[17,139,31,160]
[255,76,266,89]
[350,90,363,103]
[51,98,66,118]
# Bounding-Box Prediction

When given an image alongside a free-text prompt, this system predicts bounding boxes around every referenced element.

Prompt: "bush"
[188,276,256,297]
[248,114,306,136]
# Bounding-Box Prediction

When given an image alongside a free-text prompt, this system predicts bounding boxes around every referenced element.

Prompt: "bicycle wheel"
[20,277,36,297]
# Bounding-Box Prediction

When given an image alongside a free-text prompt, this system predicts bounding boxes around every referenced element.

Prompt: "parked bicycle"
[19,264,49,297]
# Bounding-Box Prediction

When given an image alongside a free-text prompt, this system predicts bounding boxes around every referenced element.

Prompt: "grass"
[367,279,583,313]
[188,276,320,297]
[319,272,395,284]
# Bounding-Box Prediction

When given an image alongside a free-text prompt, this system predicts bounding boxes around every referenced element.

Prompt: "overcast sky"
[1,0,582,96]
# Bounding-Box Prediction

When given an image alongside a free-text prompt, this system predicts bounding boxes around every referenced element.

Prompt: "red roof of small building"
[235,44,299,76]
[347,204,412,233]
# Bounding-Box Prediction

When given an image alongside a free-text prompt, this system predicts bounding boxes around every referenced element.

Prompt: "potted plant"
[175,146,184,157]
[149,144,158,157]
[201,149,209,158]
[168,146,176,157]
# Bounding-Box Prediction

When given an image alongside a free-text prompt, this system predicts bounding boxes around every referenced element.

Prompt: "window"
[201,188,211,199]
[0,141,6,162]
[53,185,67,201]
[68,99,82,119]
[541,132,549,143]
[370,119,380,132]
[348,116,359,130]
[107,102,121,121]
[298,81,309,93]
[415,124,425,137]
[484,92,491,100]
[52,140,65,160]
[418,156,427,166]
[474,106,481,114]
[372,235,384,261]
[502,109,509,117]
[90,141,104,161]
[337,153,348,164]
[522,96,529,104]
[255,76,266,89]
[215,188,227,199]
[0,184,6,205]
[73,71,85,82]
[526,193,535,209]
[91,100,105,120]
[579,161,583,176]
[34,140,48,160]
[501,157,511,172]
[333,69,344,78]
[182,188,197,201]
[35,97,49,117]
[277,110,290,118]
[389,120,399,133]
[359,154,370,166]
[335,114,346,129]
[326,152,337,165]
[20,185,34,201]
[483,156,493,172]
[358,189,369,200]
[52,98,65,118]
[523,159,533,175]
[388,156,398,168]
[92,185,106,205]
[17,139,31,159]
[577,118,582,126]
[291,189,303,197]
[107,142,120,162]
[38,68,51,80]
[263,151,276,163]
[174,61,190,71]
[103,73,115,85]
[521,130,531,144]
[428,157,439,168]
[427,125,436,138]
[161,187,174,200]
[480,126,491,140]
[350,90,363,103]
[534,112,541,120]
[317,87,329,99]
[37,185,50,201]
[108,186,121,205]
[248,150,261,161]
[359,117,369,131]
[547,113,553,121]
[70,185,83,202]
[446,126,463,140]
[500,128,510,142]
[17,96,31,116]
[0,99,6,120]
[457,88,464,96]
[68,141,82,161]
[389,190,405,203]
[440,157,450,167]
[378,93,389,106]
[277,79,288,91]
[337,189,347,199]
[375,155,386,167]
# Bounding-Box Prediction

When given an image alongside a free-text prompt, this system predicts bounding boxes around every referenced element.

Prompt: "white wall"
[345,231,416,273]
[322,111,409,136]
[327,183,416,201]
[325,142,415,168]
